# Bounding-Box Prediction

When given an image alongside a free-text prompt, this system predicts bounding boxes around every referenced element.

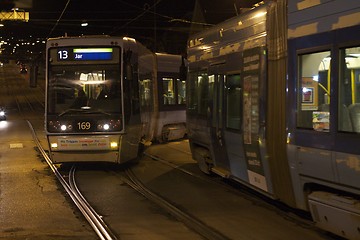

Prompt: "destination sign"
[57,48,113,61]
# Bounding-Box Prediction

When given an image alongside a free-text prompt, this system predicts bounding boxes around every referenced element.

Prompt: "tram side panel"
[120,40,153,161]
[287,1,360,238]
[186,67,213,173]
[187,3,277,195]
[187,1,360,239]
[138,51,156,145]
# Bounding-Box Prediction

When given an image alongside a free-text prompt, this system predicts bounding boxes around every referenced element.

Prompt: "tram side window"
[297,51,331,131]
[177,78,186,104]
[187,71,209,116]
[162,77,186,105]
[339,46,360,133]
[162,77,175,105]
[226,74,242,130]
[140,78,152,108]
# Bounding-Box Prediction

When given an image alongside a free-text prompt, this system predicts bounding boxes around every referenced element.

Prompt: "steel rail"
[145,148,317,230]
[123,168,230,240]
[68,165,118,240]
[26,120,117,240]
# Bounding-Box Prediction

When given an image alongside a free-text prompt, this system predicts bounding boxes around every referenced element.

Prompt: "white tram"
[45,36,186,164]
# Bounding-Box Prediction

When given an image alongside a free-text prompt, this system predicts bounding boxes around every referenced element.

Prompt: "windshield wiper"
[58,108,86,116]
[58,108,112,117]
[82,110,111,116]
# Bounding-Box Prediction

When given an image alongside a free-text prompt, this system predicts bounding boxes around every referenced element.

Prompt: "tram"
[186,0,360,239]
[45,36,186,164]
[45,36,150,164]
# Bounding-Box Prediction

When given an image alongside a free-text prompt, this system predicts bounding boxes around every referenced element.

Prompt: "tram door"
[238,47,269,192]
[221,72,248,181]
[220,47,270,193]
[208,68,230,172]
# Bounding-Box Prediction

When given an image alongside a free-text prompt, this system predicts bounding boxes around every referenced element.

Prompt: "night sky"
[1,0,261,55]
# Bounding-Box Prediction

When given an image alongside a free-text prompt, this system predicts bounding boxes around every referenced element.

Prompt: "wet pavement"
[0,119,97,240]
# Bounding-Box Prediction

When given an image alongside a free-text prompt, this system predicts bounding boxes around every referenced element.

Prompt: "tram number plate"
[75,121,94,132]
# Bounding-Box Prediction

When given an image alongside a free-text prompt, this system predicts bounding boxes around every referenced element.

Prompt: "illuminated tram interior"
[298,46,360,133]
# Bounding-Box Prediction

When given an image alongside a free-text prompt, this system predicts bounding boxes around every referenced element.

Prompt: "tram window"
[177,78,186,104]
[339,46,360,133]
[297,51,331,131]
[48,66,121,114]
[187,72,209,116]
[226,74,242,130]
[162,77,175,105]
[140,78,152,107]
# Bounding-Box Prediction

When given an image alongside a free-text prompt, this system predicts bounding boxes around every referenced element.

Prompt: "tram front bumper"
[47,135,120,163]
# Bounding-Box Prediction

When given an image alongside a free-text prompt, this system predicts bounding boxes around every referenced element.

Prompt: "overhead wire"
[111,0,213,32]
[33,0,211,37]
[110,0,163,35]
[46,0,71,39]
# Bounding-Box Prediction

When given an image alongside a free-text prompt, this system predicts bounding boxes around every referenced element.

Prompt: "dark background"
[0,0,261,61]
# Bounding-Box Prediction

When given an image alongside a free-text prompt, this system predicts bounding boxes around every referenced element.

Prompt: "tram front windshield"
[47,64,121,115]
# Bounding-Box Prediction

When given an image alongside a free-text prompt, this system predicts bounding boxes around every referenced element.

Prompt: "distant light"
[0,24,4,27]
[81,22,88,27]
[0,121,8,129]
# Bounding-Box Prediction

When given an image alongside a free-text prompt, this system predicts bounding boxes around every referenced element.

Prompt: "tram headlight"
[48,120,73,132]
[0,109,6,120]
[60,124,73,131]
[96,119,121,131]
[110,142,118,148]
[51,142,58,149]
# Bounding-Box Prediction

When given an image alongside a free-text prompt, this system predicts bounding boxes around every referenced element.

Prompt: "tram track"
[143,145,328,236]
[121,168,230,240]
[25,116,331,240]
[26,116,230,240]
[27,120,118,240]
